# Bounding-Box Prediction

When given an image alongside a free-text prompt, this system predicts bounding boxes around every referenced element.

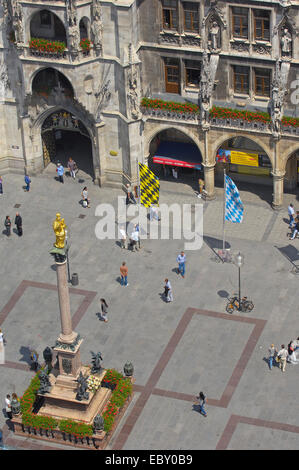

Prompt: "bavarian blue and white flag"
[225,175,244,223]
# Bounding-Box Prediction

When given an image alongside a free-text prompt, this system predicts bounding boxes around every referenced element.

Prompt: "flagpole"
[137,158,141,249]
[222,168,226,255]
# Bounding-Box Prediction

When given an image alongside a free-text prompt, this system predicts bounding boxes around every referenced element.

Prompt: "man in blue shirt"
[176,251,186,278]
[56,163,64,183]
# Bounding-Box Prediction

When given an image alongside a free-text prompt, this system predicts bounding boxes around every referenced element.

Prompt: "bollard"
[71,273,79,286]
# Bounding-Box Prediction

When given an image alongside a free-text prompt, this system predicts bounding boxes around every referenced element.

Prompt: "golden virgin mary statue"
[53,213,67,249]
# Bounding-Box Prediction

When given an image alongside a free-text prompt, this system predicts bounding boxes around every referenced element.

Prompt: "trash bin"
[72,273,79,286]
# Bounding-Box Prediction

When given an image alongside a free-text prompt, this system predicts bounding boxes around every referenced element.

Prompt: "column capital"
[271,170,285,179]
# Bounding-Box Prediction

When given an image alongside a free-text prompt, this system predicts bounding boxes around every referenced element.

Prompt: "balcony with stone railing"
[140,98,299,137]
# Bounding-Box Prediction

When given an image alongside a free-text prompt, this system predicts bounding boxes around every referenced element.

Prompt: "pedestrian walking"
[24,174,31,192]
[164,279,173,302]
[129,229,139,251]
[5,394,12,420]
[119,228,127,249]
[0,176,3,194]
[81,187,90,208]
[288,203,295,228]
[14,212,22,237]
[289,217,299,240]
[277,344,288,372]
[100,298,108,323]
[268,344,277,370]
[287,340,298,364]
[120,261,129,287]
[176,251,186,278]
[195,391,207,417]
[4,216,11,237]
[126,184,136,205]
[56,162,64,183]
[67,157,77,179]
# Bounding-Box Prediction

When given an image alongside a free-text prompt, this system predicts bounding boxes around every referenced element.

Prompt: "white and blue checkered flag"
[225,175,244,223]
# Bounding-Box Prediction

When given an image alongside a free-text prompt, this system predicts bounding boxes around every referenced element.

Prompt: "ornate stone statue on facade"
[91,19,103,50]
[76,371,89,401]
[199,53,213,126]
[95,79,111,121]
[127,71,139,120]
[0,61,10,98]
[90,351,103,374]
[270,60,287,136]
[209,21,221,51]
[38,370,52,394]
[68,24,80,52]
[12,0,24,44]
[66,0,77,26]
[280,28,292,57]
[126,44,141,120]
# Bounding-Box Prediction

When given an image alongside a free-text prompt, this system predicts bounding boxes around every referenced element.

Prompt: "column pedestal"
[53,259,82,385]
[203,164,216,200]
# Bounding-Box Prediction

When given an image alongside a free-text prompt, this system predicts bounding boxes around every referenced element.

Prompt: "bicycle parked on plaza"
[226,295,254,314]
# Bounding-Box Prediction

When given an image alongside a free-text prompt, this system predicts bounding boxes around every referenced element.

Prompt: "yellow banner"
[230,151,259,167]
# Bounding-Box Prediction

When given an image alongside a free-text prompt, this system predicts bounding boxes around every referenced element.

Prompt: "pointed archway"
[41,109,94,179]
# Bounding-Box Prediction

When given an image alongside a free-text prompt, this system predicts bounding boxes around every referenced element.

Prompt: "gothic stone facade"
[0,0,299,207]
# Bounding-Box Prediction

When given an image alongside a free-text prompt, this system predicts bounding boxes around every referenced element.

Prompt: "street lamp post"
[234,252,244,310]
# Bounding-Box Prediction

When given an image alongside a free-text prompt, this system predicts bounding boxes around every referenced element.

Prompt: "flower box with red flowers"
[141,97,199,115]
[29,38,66,54]
[80,38,92,51]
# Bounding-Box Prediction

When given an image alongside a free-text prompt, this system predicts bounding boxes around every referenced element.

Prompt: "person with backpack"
[24,174,31,192]
[196,391,207,417]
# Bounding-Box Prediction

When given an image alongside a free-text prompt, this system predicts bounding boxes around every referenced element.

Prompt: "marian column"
[51,214,83,385]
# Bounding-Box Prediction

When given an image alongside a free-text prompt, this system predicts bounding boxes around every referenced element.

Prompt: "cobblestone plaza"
[1,172,299,450]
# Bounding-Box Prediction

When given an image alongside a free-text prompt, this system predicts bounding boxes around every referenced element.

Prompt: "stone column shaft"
[56,260,76,343]
[203,164,216,200]
[272,172,285,210]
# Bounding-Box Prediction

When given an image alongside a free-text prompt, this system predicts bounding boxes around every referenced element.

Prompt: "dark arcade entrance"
[41,110,94,179]
[148,128,203,188]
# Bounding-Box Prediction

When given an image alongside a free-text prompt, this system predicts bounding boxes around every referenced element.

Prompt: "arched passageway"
[41,109,94,179]
[214,136,273,202]
[148,128,203,185]
[32,68,74,99]
[285,150,299,191]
